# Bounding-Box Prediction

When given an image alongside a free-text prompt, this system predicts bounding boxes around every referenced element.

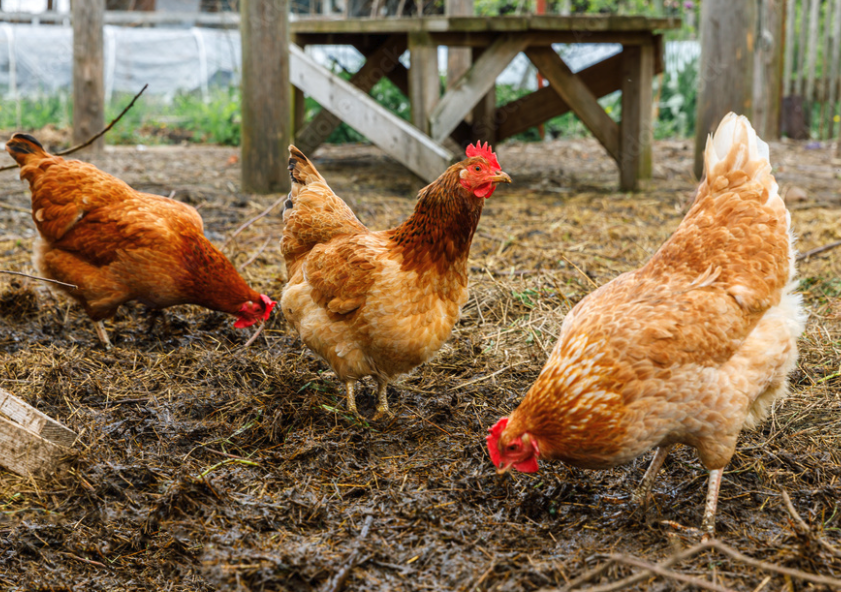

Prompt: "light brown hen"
[487,114,806,535]
[281,143,510,419]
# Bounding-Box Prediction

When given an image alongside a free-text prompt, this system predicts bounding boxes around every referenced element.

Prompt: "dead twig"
[797,239,841,261]
[223,194,286,250]
[607,554,736,592]
[561,542,713,592]
[324,515,374,592]
[780,490,841,558]
[0,84,149,173]
[707,540,841,588]
[0,270,77,289]
[242,322,267,348]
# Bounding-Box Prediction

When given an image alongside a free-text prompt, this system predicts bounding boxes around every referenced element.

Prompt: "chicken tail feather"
[5,133,49,167]
[288,145,326,189]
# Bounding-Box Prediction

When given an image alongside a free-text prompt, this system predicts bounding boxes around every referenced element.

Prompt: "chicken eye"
[474,166,481,172]
[508,444,518,451]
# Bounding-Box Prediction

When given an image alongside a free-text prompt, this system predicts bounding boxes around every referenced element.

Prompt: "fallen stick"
[608,554,736,592]
[797,239,841,261]
[0,83,149,173]
[780,490,841,559]
[0,270,78,289]
[561,541,713,592]
[324,515,374,592]
[223,194,286,250]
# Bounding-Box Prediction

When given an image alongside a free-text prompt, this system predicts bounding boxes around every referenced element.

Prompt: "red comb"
[486,417,508,467]
[466,141,501,171]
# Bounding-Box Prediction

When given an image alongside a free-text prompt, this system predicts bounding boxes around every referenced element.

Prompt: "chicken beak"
[496,462,514,476]
[491,171,512,185]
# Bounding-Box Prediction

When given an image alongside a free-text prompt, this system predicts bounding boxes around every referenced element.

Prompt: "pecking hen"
[487,114,806,535]
[281,143,510,420]
[5,133,275,348]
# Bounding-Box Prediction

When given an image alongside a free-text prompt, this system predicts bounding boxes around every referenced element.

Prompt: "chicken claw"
[94,321,112,350]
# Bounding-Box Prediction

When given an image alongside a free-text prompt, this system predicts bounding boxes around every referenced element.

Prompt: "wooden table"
[290,16,679,190]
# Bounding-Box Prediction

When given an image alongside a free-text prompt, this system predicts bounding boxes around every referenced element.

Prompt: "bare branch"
[0,270,77,289]
[0,84,149,173]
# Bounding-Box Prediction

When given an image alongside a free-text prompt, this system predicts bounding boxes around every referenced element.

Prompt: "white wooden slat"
[289,44,454,182]
[429,34,532,143]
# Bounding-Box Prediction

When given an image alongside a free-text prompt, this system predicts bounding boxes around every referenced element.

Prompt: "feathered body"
[281,144,510,418]
[6,133,274,346]
[488,114,806,533]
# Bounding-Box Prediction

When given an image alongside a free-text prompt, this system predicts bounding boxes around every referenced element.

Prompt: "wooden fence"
[783,0,841,139]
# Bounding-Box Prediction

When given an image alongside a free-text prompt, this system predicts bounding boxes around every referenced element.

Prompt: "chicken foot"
[343,379,393,421]
[94,321,112,350]
[701,468,723,538]
[372,379,393,421]
[346,381,358,416]
[632,445,672,511]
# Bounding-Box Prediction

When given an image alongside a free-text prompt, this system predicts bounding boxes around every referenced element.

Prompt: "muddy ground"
[0,138,839,591]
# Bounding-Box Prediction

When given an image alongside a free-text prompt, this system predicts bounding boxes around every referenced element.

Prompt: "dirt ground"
[0,137,839,592]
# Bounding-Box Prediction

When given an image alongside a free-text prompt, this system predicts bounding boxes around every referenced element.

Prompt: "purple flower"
[684,1,694,9]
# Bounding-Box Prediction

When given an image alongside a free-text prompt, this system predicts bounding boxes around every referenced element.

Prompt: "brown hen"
[5,133,275,347]
[487,114,806,535]
[281,143,510,419]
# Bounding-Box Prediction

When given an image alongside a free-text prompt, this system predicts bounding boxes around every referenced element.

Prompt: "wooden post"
[829,0,841,141]
[409,31,440,133]
[620,45,642,191]
[754,0,785,139]
[804,0,820,103]
[637,41,654,180]
[470,46,496,146]
[240,0,291,194]
[446,0,472,89]
[694,0,758,179]
[72,0,105,152]
[783,0,795,96]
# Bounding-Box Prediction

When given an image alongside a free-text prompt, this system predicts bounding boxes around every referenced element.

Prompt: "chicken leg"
[632,445,672,510]
[701,468,723,538]
[372,379,393,421]
[346,381,358,416]
[94,321,112,350]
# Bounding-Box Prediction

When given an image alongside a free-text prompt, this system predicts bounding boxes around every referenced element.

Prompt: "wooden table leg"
[638,41,655,181]
[409,31,441,134]
[471,46,496,145]
[620,44,642,192]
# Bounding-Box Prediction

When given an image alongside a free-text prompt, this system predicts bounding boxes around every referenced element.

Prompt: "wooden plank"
[446,0,473,89]
[0,388,77,448]
[526,46,620,163]
[430,34,531,142]
[620,45,641,191]
[693,0,757,178]
[294,30,664,47]
[0,415,68,478]
[409,31,440,132]
[638,42,654,179]
[496,53,624,140]
[753,0,785,139]
[240,0,291,193]
[783,0,795,96]
[289,44,454,182]
[72,0,105,152]
[470,48,496,145]
[296,34,407,155]
[289,15,682,35]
